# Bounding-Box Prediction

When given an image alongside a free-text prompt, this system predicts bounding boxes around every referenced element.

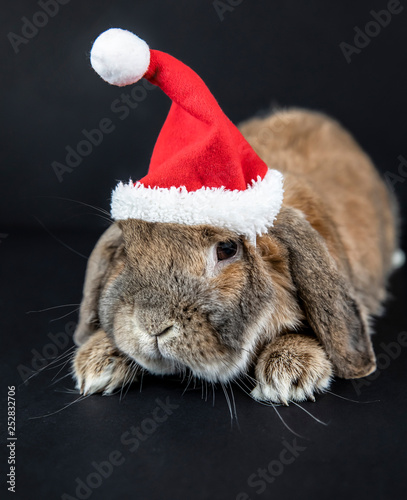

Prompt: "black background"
[1,1,407,499]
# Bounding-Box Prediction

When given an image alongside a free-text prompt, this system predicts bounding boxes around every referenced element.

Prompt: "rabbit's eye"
[216,241,238,261]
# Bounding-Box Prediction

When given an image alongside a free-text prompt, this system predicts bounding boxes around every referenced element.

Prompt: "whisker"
[49,372,73,386]
[35,195,111,217]
[46,345,77,366]
[290,401,329,426]
[325,389,379,404]
[29,393,91,419]
[233,377,256,400]
[41,356,76,375]
[139,369,145,393]
[87,213,113,225]
[120,364,134,401]
[53,387,78,394]
[120,361,138,400]
[238,371,259,386]
[236,374,257,394]
[18,345,76,387]
[51,352,75,381]
[233,375,304,435]
[122,364,139,400]
[182,372,194,396]
[216,358,275,408]
[217,355,261,389]
[271,405,304,438]
[233,379,282,409]
[61,212,113,226]
[180,367,189,384]
[217,357,272,399]
[50,307,80,322]
[26,304,80,314]
[32,216,88,260]
[228,381,239,426]
[220,381,233,422]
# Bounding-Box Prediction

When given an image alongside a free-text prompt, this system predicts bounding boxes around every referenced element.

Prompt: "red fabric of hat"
[143,49,269,191]
[90,28,284,242]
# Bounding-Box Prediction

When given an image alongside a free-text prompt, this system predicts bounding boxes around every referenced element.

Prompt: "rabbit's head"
[74,205,376,382]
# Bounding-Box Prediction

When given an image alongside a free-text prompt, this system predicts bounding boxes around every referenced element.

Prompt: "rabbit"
[72,108,401,404]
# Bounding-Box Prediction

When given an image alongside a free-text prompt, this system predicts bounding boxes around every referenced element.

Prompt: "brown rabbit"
[72,108,402,404]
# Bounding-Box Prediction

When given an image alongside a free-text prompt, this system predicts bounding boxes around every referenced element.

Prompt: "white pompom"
[90,28,150,87]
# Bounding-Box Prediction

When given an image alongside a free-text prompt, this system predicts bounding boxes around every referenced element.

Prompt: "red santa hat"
[90,28,283,242]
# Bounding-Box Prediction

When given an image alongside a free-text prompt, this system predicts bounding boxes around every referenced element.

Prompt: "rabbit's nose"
[151,324,175,337]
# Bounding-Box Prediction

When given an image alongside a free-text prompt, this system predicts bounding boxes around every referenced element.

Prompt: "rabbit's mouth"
[111,319,245,382]
[114,318,267,384]
[108,286,277,383]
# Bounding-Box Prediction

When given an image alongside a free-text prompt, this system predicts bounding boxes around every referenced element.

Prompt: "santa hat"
[90,28,283,242]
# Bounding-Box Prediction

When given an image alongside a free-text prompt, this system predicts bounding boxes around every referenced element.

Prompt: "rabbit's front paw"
[251,334,333,405]
[73,330,138,395]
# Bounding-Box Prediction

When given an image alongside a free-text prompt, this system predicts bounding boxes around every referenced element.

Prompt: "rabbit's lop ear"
[270,206,376,379]
[74,223,123,346]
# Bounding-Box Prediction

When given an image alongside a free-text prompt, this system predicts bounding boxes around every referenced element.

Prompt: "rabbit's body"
[240,109,397,313]
[73,109,400,404]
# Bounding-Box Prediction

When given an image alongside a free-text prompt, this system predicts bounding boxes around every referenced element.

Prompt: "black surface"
[1,0,407,230]
[2,1,407,499]
[1,230,407,500]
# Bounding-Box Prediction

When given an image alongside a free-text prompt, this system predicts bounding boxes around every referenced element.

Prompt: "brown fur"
[253,334,332,405]
[239,109,397,307]
[72,109,399,403]
[74,330,135,395]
